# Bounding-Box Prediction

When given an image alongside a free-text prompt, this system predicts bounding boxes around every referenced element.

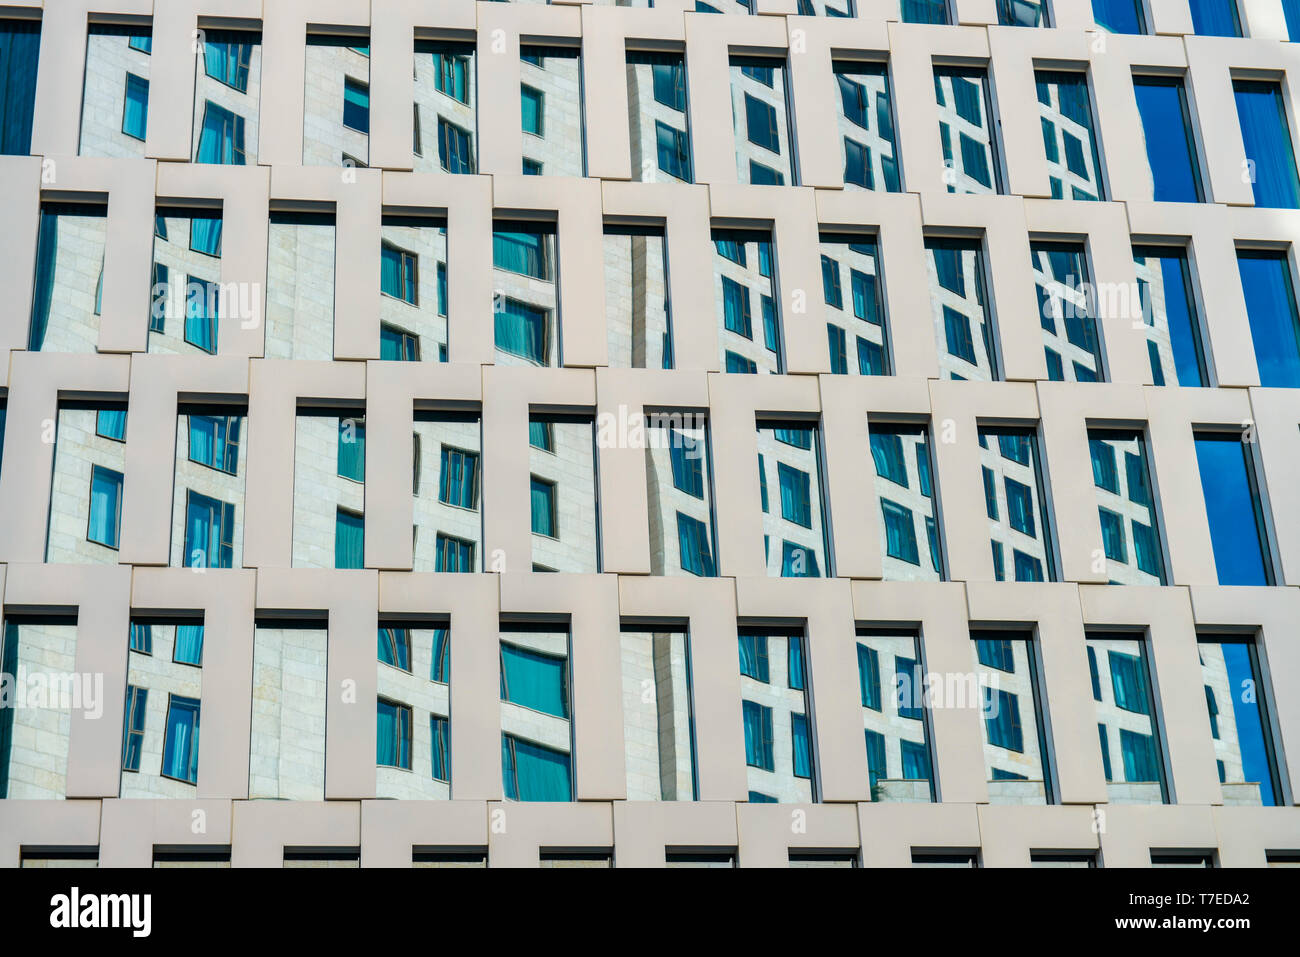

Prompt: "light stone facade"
[2,0,1300,871]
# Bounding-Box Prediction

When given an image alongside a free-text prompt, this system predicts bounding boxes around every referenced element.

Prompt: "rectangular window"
[88,466,123,549]
[196,100,245,165]
[130,623,152,655]
[184,491,235,569]
[182,276,218,354]
[1092,0,1146,33]
[739,629,814,801]
[437,117,475,175]
[972,632,1053,804]
[122,73,148,141]
[1086,639,1170,806]
[501,734,572,802]
[655,120,692,182]
[676,512,716,577]
[378,627,411,671]
[1033,241,1103,382]
[380,243,417,305]
[380,324,419,361]
[376,698,412,770]
[122,684,147,771]
[434,52,469,104]
[204,35,252,91]
[1199,635,1285,806]
[1088,429,1167,584]
[162,695,200,784]
[500,641,569,719]
[493,227,551,281]
[834,63,901,192]
[520,84,544,137]
[343,77,370,134]
[714,229,781,374]
[337,418,365,482]
[1234,80,1300,209]
[1190,0,1242,37]
[1036,71,1104,201]
[0,18,40,155]
[174,625,204,667]
[902,0,949,23]
[925,237,998,380]
[731,57,793,185]
[435,533,475,573]
[869,422,941,579]
[529,476,557,538]
[758,422,829,578]
[188,414,240,475]
[1236,249,1300,388]
[979,426,1055,582]
[438,446,479,510]
[495,298,549,366]
[1134,245,1209,387]
[1133,77,1203,203]
[821,234,890,375]
[934,67,1000,195]
[335,508,364,569]
[1194,431,1275,585]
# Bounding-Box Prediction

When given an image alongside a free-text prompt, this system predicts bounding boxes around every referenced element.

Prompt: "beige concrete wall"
[1,0,1299,869]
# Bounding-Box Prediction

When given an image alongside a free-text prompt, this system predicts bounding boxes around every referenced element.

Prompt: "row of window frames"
[62,407,1281,587]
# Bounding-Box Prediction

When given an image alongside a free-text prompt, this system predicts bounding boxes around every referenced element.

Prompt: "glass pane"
[859,630,935,802]
[1193,432,1274,586]
[971,632,1052,804]
[739,630,814,802]
[1199,636,1283,806]
[1087,430,1166,585]
[978,426,1055,582]
[1090,634,1168,803]
[757,421,829,578]
[1132,246,1208,387]
[714,228,781,374]
[620,629,697,800]
[935,67,1000,195]
[605,226,673,369]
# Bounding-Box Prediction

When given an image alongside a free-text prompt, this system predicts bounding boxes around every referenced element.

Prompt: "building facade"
[0,0,1299,868]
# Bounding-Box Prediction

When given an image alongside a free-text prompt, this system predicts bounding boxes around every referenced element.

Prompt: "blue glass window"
[983,687,1024,752]
[335,508,364,569]
[502,734,571,801]
[788,636,805,691]
[130,623,152,654]
[495,298,548,365]
[1120,728,1160,782]
[976,637,1015,673]
[431,628,450,683]
[881,499,919,565]
[1133,77,1203,203]
[1004,478,1035,536]
[493,229,550,280]
[97,408,127,441]
[870,432,908,487]
[721,277,752,338]
[438,117,474,174]
[378,627,411,671]
[439,446,478,509]
[184,491,234,569]
[901,739,931,780]
[189,415,240,474]
[380,324,418,361]
[434,52,469,104]
[1088,646,1102,700]
[676,512,716,576]
[430,716,449,781]
[777,463,811,528]
[1193,432,1274,585]
[203,35,252,91]
[500,642,568,718]
[896,655,923,719]
[902,0,949,23]
[0,19,40,155]
[337,419,365,481]
[529,477,556,537]
[189,215,223,257]
[1234,80,1300,209]
[521,85,543,136]
[343,77,369,133]
[122,685,147,771]
[744,94,780,153]
[781,540,820,577]
[669,431,705,498]
[1134,246,1207,387]
[196,101,245,164]
[655,120,691,182]
[651,57,687,112]
[742,700,775,770]
[122,73,148,140]
[792,713,811,779]
[1199,637,1282,806]
[739,633,770,683]
[998,0,1045,25]
[1099,508,1126,563]
[162,695,201,783]
[381,243,417,304]
[1189,0,1242,36]
[827,324,848,374]
[88,466,123,549]
[376,699,411,769]
[1092,0,1145,33]
[183,276,219,354]
[1236,250,1300,388]
[857,643,881,710]
[435,533,474,572]
[865,728,886,788]
[1109,649,1149,714]
[1098,723,1112,781]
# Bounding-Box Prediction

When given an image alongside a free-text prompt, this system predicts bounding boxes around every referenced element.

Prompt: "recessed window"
[1236,249,1300,388]
[978,427,1055,582]
[934,67,1001,195]
[1088,430,1166,584]
[1200,634,1285,806]
[88,466,124,549]
[972,631,1054,804]
[1189,0,1241,37]
[1233,80,1300,209]
[821,234,891,375]
[1090,633,1168,803]
[1036,72,1104,201]
[343,77,370,134]
[1133,76,1203,203]
[377,698,412,770]
[739,629,815,801]
[757,421,829,578]
[925,237,999,381]
[1133,245,1209,386]
[1192,431,1275,586]
[859,629,935,802]
[161,695,201,784]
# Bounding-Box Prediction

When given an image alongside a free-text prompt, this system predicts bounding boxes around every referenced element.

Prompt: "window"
[903,0,949,22]
[380,324,419,362]
[380,244,417,305]
[335,509,364,569]
[343,78,370,134]
[1133,77,1202,203]
[337,418,365,482]
[529,420,553,452]
[204,36,252,91]
[1089,429,1166,584]
[655,121,691,181]
[1036,72,1104,201]
[122,685,147,771]
[926,237,998,380]
[1236,250,1300,388]
[437,118,475,175]
[1033,241,1102,381]
[435,533,475,573]
[1199,635,1284,806]
[742,700,774,771]
[439,446,478,509]
[162,695,200,784]
[881,500,919,565]
[500,642,569,718]
[869,432,908,487]
[196,101,245,164]
[744,93,780,153]
[378,627,411,671]
[430,716,449,782]
[935,67,1000,195]
[1234,81,1300,208]
[189,414,240,474]
[1109,650,1148,714]
[976,637,1015,673]
[973,633,1051,802]
[502,734,571,801]
[122,73,148,140]
[1190,0,1241,36]
[377,699,412,769]
[432,629,450,683]
[189,215,222,257]
[529,477,556,537]
[184,491,234,569]
[777,463,811,528]
[669,431,705,498]
[998,0,1045,25]
[521,85,544,136]
[1092,635,1168,801]
[1193,432,1275,585]
[0,19,40,155]
[88,466,123,549]
[97,408,127,441]
[1092,0,1146,33]
[739,633,769,683]
[979,427,1055,582]
[1134,246,1208,387]
[182,276,219,354]
[435,52,469,104]
[676,512,715,577]
[792,713,812,778]
[172,625,204,667]
[493,229,550,280]
[130,623,152,654]
[495,299,548,365]
[721,277,752,338]
[984,688,1024,752]
[651,56,687,112]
